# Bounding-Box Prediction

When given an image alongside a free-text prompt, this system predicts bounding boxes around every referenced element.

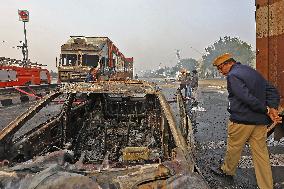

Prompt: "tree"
[173,58,198,73]
[201,36,255,78]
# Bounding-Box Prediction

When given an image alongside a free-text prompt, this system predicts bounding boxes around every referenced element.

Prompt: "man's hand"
[267,107,282,124]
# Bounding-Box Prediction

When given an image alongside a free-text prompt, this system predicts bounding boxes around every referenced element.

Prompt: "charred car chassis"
[0,81,208,189]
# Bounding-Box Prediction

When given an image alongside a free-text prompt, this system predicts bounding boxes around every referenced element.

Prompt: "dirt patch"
[199,79,227,88]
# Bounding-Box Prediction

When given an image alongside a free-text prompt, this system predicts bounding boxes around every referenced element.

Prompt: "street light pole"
[18,10,29,66]
[23,21,28,63]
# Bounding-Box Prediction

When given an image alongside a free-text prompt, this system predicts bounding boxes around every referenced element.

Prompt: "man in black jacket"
[211,53,282,189]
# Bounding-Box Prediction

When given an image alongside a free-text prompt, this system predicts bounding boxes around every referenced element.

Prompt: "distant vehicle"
[57,36,133,82]
[0,57,51,88]
[0,10,51,88]
[164,77,176,82]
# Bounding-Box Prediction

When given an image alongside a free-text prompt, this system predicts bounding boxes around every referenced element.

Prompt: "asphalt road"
[0,102,34,130]
[158,79,284,189]
[192,83,284,189]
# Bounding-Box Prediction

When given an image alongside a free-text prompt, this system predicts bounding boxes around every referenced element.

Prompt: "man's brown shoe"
[210,166,234,179]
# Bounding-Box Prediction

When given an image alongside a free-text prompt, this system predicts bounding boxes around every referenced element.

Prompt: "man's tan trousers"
[221,121,273,189]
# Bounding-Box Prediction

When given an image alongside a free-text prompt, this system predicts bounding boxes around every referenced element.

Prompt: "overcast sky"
[0,0,256,72]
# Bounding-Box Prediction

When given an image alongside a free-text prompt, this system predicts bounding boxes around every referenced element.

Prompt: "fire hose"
[14,87,42,99]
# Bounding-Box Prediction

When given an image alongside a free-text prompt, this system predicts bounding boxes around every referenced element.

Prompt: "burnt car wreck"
[0,81,208,189]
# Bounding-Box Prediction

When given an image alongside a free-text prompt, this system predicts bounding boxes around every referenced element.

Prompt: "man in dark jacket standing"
[191,69,198,101]
[211,53,282,189]
[85,67,95,82]
[178,68,191,98]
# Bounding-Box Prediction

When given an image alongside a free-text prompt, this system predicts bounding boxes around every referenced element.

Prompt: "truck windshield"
[82,54,99,67]
[61,54,77,66]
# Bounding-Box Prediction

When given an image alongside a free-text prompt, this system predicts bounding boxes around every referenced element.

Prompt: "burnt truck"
[57,36,133,82]
[0,81,209,189]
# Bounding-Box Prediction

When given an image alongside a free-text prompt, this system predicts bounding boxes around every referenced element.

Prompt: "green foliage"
[141,36,255,79]
[145,58,198,78]
[173,58,198,72]
[202,36,255,78]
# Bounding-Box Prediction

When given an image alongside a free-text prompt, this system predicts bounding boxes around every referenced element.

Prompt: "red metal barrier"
[0,65,51,88]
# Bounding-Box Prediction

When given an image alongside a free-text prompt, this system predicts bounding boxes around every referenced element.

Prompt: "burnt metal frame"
[0,81,206,188]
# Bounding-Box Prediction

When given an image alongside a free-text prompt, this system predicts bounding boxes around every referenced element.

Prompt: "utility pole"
[18,10,29,66]
[175,49,181,64]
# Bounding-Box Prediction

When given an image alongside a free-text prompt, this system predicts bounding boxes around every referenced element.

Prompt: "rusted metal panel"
[257,0,283,6]
[61,36,109,54]
[122,147,150,161]
[256,0,284,106]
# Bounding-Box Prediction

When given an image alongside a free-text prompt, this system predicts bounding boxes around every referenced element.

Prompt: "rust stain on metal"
[256,0,284,38]
[122,147,150,161]
[256,0,284,107]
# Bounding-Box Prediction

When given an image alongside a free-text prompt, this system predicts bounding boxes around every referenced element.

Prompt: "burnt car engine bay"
[4,92,176,165]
